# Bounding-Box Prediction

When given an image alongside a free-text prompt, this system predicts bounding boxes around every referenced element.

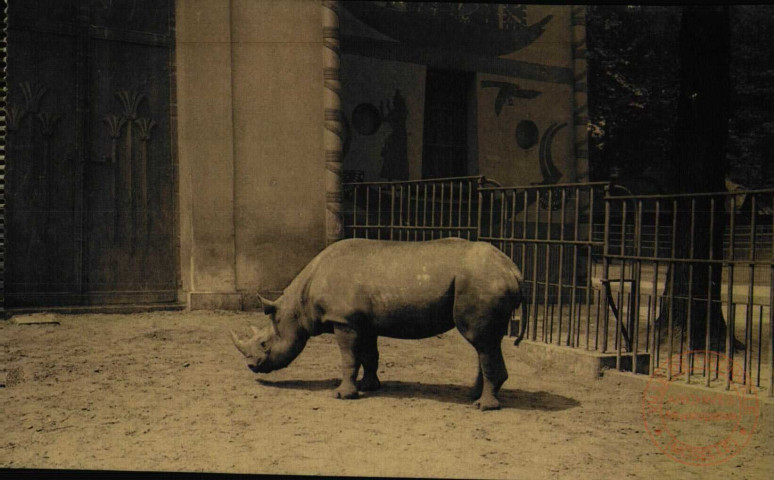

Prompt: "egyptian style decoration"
[323,0,344,245]
[515,120,539,150]
[534,122,569,211]
[102,89,155,246]
[351,103,382,135]
[343,3,553,57]
[7,81,60,229]
[379,89,409,181]
[481,80,542,116]
[537,122,567,186]
[571,6,589,183]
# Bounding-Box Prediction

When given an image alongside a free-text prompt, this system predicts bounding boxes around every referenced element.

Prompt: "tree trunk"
[657,6,731,352]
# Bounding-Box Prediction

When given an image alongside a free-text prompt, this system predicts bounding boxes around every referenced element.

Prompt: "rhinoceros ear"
[257,294,278,316]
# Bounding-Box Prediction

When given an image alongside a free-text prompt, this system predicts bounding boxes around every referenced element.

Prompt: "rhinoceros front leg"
[333,323,361,399]
[356,333,381,392]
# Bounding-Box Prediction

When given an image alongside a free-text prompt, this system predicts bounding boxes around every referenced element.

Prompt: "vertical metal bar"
[365,187,371,238]
[726,195,737,390]
[557,188,567,346]
[706,198,716,387]
[421,183,427,241]
[458,180,464,239]
[745,195,756,392]
[486,191,496,242]
[500,191,505,253]
[616,201,627,370]
[389,185,395,240]
[632,200,643,374]
[757,304,763,388]
[571,187,580,347]
[413,184,419,241]
[468,179,474,241]
[686,198,696,383]
[651,200,661,376]
[430,182,437,239]
[448,181,454,237]
[544,189,554,343]
[510,190,517,263]
[531,190,541,341]
[398,183,411,241]
[587,187,595,350]
[667,199,678,381]
[601,187,611,353]
[377,186,383,240]
[439,183,445,239]
[352,185,359,238]
[476,186,483,249]
[521,190,529,338]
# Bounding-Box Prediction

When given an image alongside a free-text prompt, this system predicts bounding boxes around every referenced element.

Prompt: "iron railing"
[603,189,774,397]
[342,175,494,241]
[342,175,774,397]
[477,182,609,347]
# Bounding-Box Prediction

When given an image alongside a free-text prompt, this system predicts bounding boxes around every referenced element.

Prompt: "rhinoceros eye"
[260,340,269,351]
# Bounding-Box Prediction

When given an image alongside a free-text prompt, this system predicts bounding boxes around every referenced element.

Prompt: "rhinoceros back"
[290,238,522,339]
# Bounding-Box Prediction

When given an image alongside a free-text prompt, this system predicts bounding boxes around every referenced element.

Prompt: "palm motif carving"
[20,81,47,114]
[6,105,27,133]
[104,90,155,245]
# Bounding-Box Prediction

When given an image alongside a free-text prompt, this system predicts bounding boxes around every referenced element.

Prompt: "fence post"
[601,183,611,353]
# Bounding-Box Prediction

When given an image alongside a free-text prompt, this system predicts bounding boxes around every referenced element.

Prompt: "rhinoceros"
[231,237,527,410]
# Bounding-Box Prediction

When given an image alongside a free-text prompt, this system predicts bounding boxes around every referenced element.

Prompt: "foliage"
[587,6,774,189]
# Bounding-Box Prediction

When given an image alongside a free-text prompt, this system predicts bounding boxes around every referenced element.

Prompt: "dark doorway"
[421,69,473,179]
[5,1,178,307]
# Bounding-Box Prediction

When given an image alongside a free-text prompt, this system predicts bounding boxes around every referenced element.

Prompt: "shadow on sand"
[257,378,579,411]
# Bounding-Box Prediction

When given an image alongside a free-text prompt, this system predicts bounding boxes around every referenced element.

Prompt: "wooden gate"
[5,0,178,307]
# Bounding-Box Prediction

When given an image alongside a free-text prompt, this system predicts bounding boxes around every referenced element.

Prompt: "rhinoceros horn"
[230,326,264,356]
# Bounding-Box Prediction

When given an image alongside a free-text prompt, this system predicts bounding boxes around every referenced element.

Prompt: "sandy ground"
[1,310,772,479]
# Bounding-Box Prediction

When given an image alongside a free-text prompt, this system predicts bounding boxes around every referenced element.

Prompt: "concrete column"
[570,6,589,183]
[322,0,343,245]
[176,0,241,310]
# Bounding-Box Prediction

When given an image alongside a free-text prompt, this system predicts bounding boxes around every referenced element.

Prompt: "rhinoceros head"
[230,294,308,373]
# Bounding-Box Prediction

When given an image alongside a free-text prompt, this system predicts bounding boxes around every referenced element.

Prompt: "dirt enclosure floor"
[1,310,772,479]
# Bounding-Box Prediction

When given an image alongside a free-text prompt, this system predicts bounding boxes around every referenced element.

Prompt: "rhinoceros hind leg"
[333,323,361,400]
[470,367,484,400]
[471,347,508,410]
[357,333,381,392]
[357,374,381,392]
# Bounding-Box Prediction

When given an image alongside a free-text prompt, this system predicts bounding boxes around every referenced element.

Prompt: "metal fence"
[603,190,774,397]
[342,175,491,241]
[342,175,774,397]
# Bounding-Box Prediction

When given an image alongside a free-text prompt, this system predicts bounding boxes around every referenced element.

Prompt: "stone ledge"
[510,339,650,379]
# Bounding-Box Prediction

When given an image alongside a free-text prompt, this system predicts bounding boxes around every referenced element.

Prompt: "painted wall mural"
[379,89,409,181]
[481,80,542,116]
[343,2,553,57]
[345,89,412,181]
[536,122,567,186]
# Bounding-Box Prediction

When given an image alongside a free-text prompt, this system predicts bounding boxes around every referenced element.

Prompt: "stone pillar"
[322,0,343,245]
[176,0,241,310]
[570,6,589,183]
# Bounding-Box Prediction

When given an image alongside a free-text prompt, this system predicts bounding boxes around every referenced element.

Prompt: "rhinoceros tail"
[513,287,529,346]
